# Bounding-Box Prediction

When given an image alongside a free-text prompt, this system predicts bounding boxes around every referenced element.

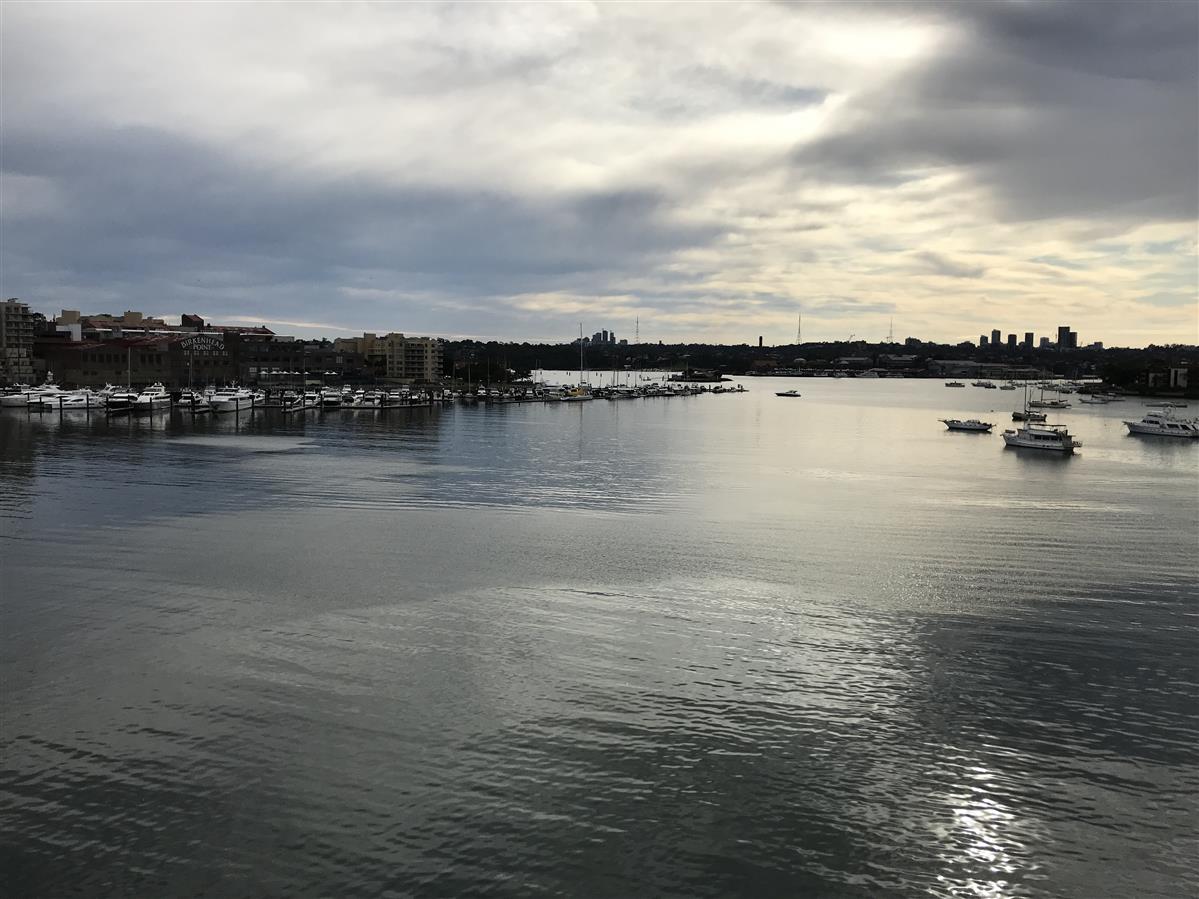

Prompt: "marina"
[1,378,747,417]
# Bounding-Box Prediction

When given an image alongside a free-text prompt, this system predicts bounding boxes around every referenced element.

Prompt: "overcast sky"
[2,1,1196,345]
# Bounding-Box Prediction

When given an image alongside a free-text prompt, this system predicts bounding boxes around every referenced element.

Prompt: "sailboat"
[562,324,593,401]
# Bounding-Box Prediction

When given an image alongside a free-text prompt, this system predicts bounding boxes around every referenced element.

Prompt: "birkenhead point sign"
[180,335,225,351]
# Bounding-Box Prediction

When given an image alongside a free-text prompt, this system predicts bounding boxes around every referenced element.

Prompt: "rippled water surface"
[2,378,1196,897]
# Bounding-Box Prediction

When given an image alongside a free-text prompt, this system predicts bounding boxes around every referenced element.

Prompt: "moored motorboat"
[1124,411,1199,438]
[133,383,172,412]
[1002,423,1080,453]
[944,381,965,388]
[1012,410,1047,422]
[3,382,69,408]
[940,418,993,432]
[33,389,96,411]
[210,387,257,413]
[104,389,139,412]
[176,390,212,413]
[776,389,801,397]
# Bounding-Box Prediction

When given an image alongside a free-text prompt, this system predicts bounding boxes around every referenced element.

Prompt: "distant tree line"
[439,338,1198,388]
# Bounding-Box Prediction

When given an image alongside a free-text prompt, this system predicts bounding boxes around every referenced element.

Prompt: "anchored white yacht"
[1124,411,1199,438]
[1002,423,1080,453]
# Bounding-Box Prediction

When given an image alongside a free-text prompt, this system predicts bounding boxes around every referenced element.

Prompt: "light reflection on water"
[1,378,1196,898]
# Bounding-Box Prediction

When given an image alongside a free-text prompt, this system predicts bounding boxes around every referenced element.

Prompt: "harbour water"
[2,377,1196,897]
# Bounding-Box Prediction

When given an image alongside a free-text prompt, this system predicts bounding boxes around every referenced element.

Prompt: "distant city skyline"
[2,3,1196,346]
[16,302,1195,349]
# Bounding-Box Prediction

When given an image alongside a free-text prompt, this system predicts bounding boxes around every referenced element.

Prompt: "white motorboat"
[0,387,33,407]
[281,393,317,412]
[1002,423,1080,453]
[776,389,802,397]
[104,389,139,412]
[1077,396,1110,405]
[1124,411,1199,438]
[3,383,69,408]
[999,382,1018,390]
[210,387,256,413]
[43,390,102,411]
[940,418,993,432]
[133,383,172,412]
[32,389,85,411]
[944,381,965,388]
[972,380,996,388]
[177,390,212,413]
[320,390,342,408]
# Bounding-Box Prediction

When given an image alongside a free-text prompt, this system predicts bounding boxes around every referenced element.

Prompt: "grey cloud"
[792,0,1198,223]
[911,251,985,280]
[805,296,897,317]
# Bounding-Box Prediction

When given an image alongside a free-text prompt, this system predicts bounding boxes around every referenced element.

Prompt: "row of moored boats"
[1,379,745,415]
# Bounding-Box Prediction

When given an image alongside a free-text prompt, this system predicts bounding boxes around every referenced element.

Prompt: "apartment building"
[1,298,36,385]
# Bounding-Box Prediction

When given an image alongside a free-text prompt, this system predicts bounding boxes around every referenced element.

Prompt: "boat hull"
[1002,434,1076,453]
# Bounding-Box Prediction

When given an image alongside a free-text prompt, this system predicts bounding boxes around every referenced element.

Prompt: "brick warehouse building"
[35,331,368,388]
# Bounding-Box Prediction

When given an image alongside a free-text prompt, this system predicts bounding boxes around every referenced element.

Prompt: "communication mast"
[796,313,802,345]
[635,315,639,344]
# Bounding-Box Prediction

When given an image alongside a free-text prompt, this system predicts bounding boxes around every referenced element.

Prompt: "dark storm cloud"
[1,126,724,320]
[793,0,1199,223]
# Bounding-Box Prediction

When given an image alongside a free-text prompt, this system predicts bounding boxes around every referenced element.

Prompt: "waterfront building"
[1,298,35,385]
[332,332,440,382]
[384,333,443,383]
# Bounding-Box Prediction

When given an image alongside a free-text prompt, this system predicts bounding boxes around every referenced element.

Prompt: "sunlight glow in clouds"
[1,1,1195,345]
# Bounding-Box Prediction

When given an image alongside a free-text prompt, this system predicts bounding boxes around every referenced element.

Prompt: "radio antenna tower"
[635,315,639,344]
[887,317,894,343]
[796,312,802,345]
